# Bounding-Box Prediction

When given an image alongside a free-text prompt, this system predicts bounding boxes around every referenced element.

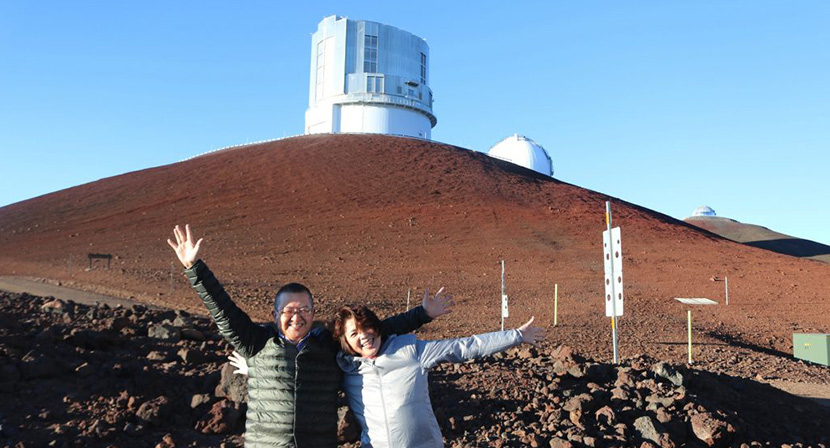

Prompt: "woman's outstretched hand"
[422,287,454,319]
[518,317,546,347]
[167,224,203,269]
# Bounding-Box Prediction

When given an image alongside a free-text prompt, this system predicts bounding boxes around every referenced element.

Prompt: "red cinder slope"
[686,216,830,263]
[1,134,828,370]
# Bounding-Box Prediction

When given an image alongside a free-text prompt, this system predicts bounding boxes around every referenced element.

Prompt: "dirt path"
[0,276,155,309]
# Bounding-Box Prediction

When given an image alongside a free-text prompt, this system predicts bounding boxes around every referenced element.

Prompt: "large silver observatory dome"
[304,15,436,139]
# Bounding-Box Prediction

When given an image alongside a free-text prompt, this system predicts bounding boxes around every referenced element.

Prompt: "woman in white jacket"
[332,303,545,448]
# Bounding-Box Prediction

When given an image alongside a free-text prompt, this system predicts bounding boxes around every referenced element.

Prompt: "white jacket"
[336,330,523,448]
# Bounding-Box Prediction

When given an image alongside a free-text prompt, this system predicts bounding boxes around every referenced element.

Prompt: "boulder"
[135,396,172,427]
[103,316,131,332]
[215,362,248,403]
[652,362,684,387]
[615,367,636,388]
[178,348,206,364]
[190,394,212,409]
[194,400,243,434]
[41,299,73,316]
[634,415,665,445]
[690,412,735,448]
[549,437,574,448]
[594,405,616,426]
[148,324,181,342]
[180,328,206,341]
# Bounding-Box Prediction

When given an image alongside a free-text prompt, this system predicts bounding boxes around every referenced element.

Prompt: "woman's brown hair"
[332,305,383,355]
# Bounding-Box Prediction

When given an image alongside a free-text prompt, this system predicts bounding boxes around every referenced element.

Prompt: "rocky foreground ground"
[1,291,828,448]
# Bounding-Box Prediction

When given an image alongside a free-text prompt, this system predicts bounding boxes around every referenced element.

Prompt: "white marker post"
[725,276,729,306]
[602,201,624,364]
[500,260,508,331]
[406,288,411,310]
[554,283,559,327]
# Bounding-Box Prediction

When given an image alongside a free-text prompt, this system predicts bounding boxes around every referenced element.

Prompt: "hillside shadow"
[687,370,830,444]
[744,238,830,258]
[705,329,791,359]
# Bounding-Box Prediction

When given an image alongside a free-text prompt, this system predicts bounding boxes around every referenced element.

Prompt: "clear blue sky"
[1,1,828,245]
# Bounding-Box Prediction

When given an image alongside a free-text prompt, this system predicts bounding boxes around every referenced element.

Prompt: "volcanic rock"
[215,362,247,403]
[195,400,243,434]
[690,411,735,447]
[148,323,181,342]
[136,396,172,427]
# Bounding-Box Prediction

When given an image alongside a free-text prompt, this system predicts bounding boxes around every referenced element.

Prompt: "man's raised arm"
[168,224,268,357]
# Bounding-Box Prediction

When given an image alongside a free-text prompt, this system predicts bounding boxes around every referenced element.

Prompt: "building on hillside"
[487,134,553,176]
[304,15,437,139]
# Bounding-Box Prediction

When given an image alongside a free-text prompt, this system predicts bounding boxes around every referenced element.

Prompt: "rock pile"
[1,291,828,447]
[424,346,829,447]
[0,291,243,447]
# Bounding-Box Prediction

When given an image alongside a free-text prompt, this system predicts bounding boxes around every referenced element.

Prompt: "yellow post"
[554,283,558,326]
[687,310,693,364]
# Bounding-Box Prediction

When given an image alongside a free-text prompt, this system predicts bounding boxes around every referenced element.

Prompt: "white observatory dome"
[487,134,553,176]
[691,206,717,217]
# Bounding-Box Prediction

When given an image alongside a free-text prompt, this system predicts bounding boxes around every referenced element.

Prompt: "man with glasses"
[167,224,451,447]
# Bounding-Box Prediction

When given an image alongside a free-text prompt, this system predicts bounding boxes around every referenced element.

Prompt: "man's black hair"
[274,283,313,312]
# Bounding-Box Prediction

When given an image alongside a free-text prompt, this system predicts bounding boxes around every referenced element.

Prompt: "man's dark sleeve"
[184,259,269,357]
[380,306,433,337]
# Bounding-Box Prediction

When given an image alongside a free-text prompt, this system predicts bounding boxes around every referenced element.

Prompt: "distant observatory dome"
[487,134,553,176]
[304,15,436,139]
[692,206,717,217]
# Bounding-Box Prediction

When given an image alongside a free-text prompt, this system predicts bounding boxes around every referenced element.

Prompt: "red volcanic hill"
[685,216,830,263]
[1,134,828,368]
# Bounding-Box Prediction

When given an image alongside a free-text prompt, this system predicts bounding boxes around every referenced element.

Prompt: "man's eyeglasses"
[279,307,312,316]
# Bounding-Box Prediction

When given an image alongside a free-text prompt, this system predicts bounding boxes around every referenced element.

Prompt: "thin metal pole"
[406,288,411,310]
[688,310,693,364]
[554,283,558,327]
[606,201,619,364]
[500,260,506,331]
[725,276,729,306]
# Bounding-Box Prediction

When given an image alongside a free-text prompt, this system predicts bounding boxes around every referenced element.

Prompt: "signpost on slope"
[714,276,730,306]
[501,260,508,331]
[603,201,624,364]
[674,298,718,364]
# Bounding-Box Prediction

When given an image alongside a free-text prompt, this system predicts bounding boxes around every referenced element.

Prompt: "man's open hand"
[167,224,202,269]
[228,351,249,376]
